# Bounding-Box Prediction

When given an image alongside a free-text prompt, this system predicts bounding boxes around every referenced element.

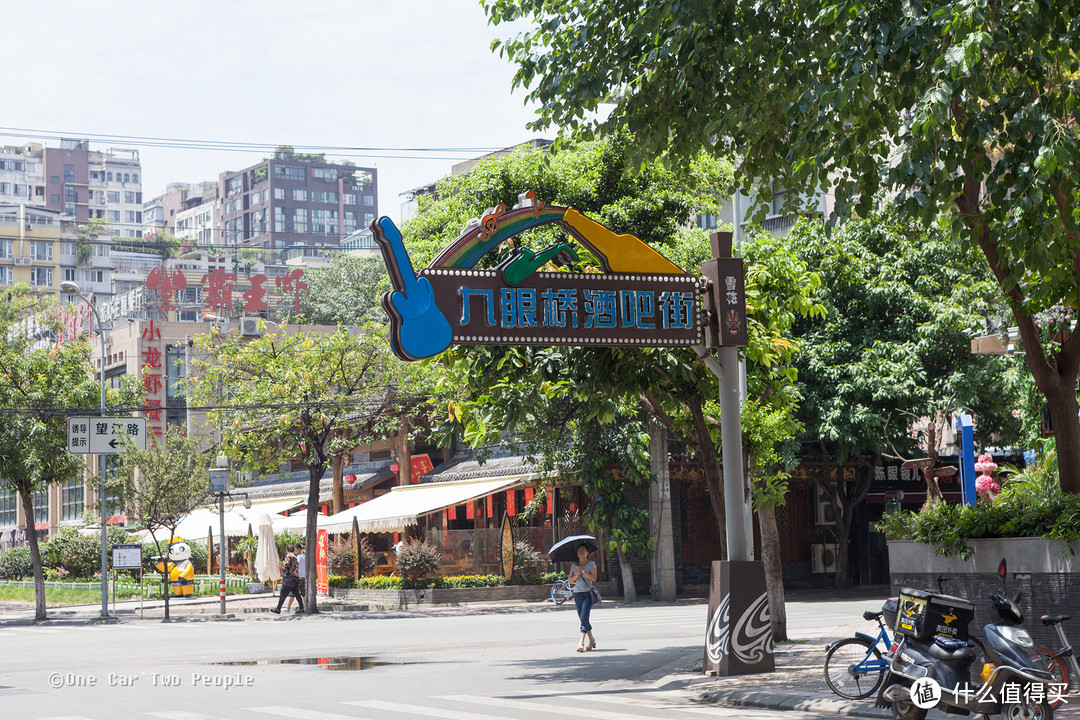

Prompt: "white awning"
[167,496,306,540]
[307,474,535,534]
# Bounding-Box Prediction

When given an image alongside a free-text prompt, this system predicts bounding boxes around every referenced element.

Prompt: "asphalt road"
[0,598,866,720]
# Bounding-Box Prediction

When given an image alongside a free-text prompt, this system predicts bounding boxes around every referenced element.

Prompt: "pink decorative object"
[975,453,999,500]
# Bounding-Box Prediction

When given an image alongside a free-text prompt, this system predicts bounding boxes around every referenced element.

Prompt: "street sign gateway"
[67,417,147,454]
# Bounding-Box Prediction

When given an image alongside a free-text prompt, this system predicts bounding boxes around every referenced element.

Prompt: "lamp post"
[61,280,110,618]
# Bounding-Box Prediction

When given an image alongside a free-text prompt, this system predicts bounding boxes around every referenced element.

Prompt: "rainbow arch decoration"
[371,191,711,362]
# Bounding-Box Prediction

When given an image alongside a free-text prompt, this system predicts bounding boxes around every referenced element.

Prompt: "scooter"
[876,558,1056,720]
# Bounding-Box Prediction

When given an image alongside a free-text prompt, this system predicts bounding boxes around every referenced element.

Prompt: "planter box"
[887,538,1080,648]
[329,580,618,609]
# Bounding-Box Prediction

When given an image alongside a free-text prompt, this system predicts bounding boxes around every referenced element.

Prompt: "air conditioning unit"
[14,257,31,266]
[239,317,261,336]
[812,543,839,574]
[815,483,839,526]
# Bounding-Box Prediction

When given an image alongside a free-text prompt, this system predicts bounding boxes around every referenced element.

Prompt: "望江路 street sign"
[67,417,147,454]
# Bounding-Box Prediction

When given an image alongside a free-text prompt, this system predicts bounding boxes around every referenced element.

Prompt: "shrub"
[327,535,376,577]
[877,440,1080,558]
[510,540,542,582]
[356,575,402,590]
[0,546,34,579]
[395,539,441,580]
[440,574,505,588]
[42,527,101,579]
[352,573,508,590]
[328,574,353,589]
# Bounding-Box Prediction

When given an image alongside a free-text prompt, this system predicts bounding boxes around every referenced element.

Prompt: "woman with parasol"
[550,535,599,652]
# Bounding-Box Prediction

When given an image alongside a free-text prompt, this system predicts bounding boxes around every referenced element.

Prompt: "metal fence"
[0,575,250,598]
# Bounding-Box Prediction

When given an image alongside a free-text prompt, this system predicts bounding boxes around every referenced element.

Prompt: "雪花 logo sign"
[372,191,719,361]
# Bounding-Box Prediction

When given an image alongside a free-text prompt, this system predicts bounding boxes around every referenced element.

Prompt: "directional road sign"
[67,416,148,454]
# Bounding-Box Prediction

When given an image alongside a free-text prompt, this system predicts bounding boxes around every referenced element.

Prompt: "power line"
[0,126,506,159]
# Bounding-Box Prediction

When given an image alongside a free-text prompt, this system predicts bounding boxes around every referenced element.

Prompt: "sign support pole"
[718,345,748,562]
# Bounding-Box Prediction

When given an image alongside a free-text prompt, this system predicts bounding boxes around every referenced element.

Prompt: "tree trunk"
[615,545,636,602]
[305,462,324,615]
[687,396,727,560]
[757,504,787,641]
[1042,372,1080,493]
[832,464,873,591]
[19,491,46,622]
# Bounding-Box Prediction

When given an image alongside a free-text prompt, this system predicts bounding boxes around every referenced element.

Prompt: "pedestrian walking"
[567,543,597,652]
[286,544,305,612]
[270,544,303,615]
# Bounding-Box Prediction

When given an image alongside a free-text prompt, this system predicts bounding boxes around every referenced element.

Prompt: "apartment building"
[39,139,142,238]
[218,153,376,260]
[0,143,46,206]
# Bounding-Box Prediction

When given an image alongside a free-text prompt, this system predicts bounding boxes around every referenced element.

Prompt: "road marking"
[345,700,507,719]
[247,707,371,720]
[440,694,689,719]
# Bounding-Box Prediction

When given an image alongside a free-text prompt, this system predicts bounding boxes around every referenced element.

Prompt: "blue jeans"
[574,590,593,633]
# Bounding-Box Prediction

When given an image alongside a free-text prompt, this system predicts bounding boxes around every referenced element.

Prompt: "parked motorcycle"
[876,558,1055,720]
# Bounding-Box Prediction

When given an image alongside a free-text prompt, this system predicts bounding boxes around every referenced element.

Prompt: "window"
[251,209,264,236]
[90,171,99,180]
[312,209,326,234]
[327,209,338,235]
[13,183,25,197]
[125,191,135,203]
[344,193,356,205]
[30,267,53,287]
[65,187,77,203]
[63,268,76,282]
[312,168,337,182]
[293,189,307,202]
[107,191,120,203]
[293,207,307,233]
[344,211,356,234]
[123,173,130,183]
[64,203,76,215]
[82,269,105,284]
[30,241,53,261]
[132,173,139,183]
[0,240,11,259]
[0,182,8,194]
[226,176,242,195]
[35,186,43,197]
[0,488,15,526]
[274,206,285,232]
[274,187,285,200]
[106,172,112,182]
[61,479,83,521]
[363,194,375,206]
[263,188,269,203]
[364,212,374,225]
[64,164,75,182]
[50,194,60,203]
[0,267,11,285]
[275,165,305,181]
[50,175,60,183]
[126,211,136,223]
[107,210,120,222]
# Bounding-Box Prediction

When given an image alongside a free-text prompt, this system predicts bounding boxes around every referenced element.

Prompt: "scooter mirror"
[1013,589,1022,604]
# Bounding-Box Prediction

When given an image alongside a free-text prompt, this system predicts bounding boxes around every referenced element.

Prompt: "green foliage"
[0,546,34,579]
[394,539,441,581]
[487,0,1080,491]
[42,527,107,580]
[350,573,509,590]
[274,529,304,557]
[233,536,260,557]
[789,212,1020,460]
[328,574,353,588]
[327,535,375,576]
[510,539,542,581]
[296,254,388,327]
[878,440,1072,558]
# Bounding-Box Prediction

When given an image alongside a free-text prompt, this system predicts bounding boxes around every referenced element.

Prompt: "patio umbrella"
[548,535,599,564]
[254,513,281,584]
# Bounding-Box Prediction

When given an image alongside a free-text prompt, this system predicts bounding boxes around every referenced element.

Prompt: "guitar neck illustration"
[560,207,685,275]
[373,217,419,294]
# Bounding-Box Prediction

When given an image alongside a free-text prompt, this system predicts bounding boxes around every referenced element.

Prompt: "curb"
[701,689,890,718]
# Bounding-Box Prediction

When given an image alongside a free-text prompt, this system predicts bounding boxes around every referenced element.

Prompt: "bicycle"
[550,576,574,605]
[823,608,894,699]
[1037,613,1080,709]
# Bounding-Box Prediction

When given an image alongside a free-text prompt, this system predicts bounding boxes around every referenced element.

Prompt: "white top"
[571,560,596,593]
[295,553,306,578]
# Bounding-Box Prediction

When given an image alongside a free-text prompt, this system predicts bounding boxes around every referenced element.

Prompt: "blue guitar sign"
[371,217,452,361]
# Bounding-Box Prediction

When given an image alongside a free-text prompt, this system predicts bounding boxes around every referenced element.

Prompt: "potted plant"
[233,536,262,592]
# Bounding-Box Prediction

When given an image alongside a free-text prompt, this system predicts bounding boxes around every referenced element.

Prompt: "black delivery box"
[895,588,975,641]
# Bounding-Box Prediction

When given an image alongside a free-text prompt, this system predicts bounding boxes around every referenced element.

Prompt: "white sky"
[0,1,543,222]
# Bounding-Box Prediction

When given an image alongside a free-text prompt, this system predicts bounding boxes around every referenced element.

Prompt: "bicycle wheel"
[551,582,569,605]
[1038,647,1069,709]
[824,637,885,699]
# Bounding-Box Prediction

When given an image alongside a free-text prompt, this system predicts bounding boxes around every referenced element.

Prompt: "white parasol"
[254,513,281,583]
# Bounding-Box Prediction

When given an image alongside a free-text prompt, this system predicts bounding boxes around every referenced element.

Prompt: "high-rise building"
[42,139,142,237]
[218,153,376,260]
[0,143,46,207]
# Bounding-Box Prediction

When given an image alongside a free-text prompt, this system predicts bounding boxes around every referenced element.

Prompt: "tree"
[295,254,388,327]
[185,324,432,613]
[485,0,1080,493]
[788,212,1020,588]
[0,291,136,620]
[111,431,213,620]
[406,135,819,628]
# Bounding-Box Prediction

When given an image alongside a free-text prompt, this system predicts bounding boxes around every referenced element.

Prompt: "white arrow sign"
[67,417,148,455]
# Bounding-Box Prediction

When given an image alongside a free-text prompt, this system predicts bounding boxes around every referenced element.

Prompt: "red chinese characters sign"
[410,453,434,484]
[142,265,308,317]
[141,320,164,438]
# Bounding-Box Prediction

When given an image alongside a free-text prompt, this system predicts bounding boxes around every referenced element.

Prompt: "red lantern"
[344,474,357,483]
[390,462,400,472]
